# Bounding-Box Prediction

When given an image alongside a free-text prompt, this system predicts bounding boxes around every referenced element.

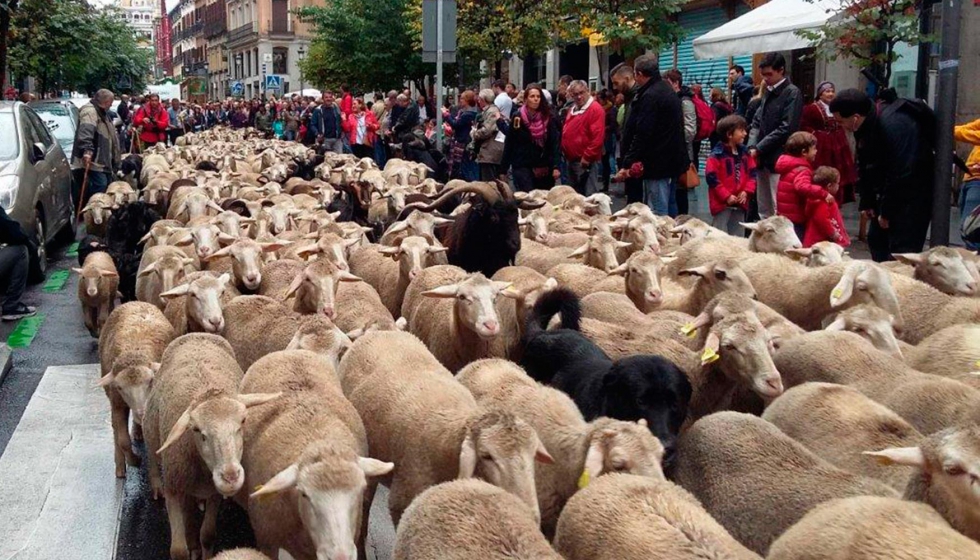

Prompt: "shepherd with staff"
[70,89,121,213]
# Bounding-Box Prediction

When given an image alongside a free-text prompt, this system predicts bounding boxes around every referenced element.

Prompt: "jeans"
[167,128,183,146]
[643,178,677,217]
[374,141,389,168]
[72,169,111,209]
[756,169,779,219]
[0,245,29,313]
[712,207,746,236]
[322,138,344,154]
[960,179,980,250]
[513,167,555,192]
[568,161,599,195]
[283,129,297,141]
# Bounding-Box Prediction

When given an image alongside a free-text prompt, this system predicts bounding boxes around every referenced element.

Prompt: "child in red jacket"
[705,115,757,235]
[775,131,835,240]
[804,166,851,248]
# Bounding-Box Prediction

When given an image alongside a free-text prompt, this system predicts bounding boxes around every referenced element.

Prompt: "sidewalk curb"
[0,344,11,387]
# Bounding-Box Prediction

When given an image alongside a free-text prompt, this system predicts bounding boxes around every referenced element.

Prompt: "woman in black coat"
[503,85,560,192]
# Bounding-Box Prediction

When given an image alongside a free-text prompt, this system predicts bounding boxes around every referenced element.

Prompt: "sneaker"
[2,304,37,321]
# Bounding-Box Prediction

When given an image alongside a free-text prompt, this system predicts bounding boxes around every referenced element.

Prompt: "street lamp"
[298,45,306,98]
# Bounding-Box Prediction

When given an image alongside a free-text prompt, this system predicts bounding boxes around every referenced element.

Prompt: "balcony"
[268,18,293,39]
[227,21,258,46]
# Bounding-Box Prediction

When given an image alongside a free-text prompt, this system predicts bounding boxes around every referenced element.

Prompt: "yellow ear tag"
[252,485,272,502]
[867,454,894,466]
[701,347,720,365]
[975,360,980,369]
[831,288,843,299]
[577,468,591,489]
[680,323,698,338]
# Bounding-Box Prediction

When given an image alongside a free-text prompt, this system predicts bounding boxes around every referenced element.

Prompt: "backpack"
[692,95,715,142]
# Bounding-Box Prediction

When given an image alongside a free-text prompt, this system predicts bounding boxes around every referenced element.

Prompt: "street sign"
[422,0,456,63]
[263,53,273,63]
[231,81,244,97]
[261,63,267,74]
[265,75,283,92]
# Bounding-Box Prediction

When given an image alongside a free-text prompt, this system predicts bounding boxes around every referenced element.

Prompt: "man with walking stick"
[71,89,121,211]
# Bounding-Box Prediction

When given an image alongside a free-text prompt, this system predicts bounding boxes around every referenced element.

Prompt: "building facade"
[116,0,157,47]
[154,0,173,77]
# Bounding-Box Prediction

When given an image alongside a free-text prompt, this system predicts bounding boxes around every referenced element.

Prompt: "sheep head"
[286,315,354,369]
[568,233,631,273]
[286,260,363,319]
[894,247,979,297]
[701,312,783,399]
[378,235,446,283]
[157,391,281,497]
[678,259,757,303]
[786,241,846,267]
[458,411,552,523]
[826,303,904,359]
[742,215,802,253]
[422,274,517,339]
[830,262,904,333]
[208,236,289,291]
[611,252,668,310]
[98,352,161,424]
[580,418,666,484]
[160,272,233,333]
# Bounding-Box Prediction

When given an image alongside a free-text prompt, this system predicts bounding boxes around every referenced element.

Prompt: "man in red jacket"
[132,93,169,151]
[561,80,606,195]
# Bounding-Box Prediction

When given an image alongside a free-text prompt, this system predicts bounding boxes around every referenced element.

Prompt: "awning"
[692,0,842,60]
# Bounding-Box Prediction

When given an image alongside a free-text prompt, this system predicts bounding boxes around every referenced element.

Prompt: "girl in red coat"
[705,115,757,235]
[804,166,851,248]
[775,131,835,240]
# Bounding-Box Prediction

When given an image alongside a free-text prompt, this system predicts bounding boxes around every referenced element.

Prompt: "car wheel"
[55,204,76,244]
[33,209,47,274]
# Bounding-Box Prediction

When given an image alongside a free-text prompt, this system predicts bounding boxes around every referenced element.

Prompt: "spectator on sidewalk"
[311,92,344,153]
[166,98,184,146]
[729,65,755,116]
[708,88,734,148]
[804,166,851,248]
[614,55,689,217]
[610,63,643,204]
[663,69,698,215]
[954,117,980,250]
[71,89,121,206]
[748,52,803,220]
[492,79,513,119]
[132,93,168,151]
[561,80,606,195]
[706,115,756,236]
[503,84,560,192]
[339,84,353,116]
[775,131,835,241]
[471,89,506,181]
[0,206,36,321]
[444,90,480,181]
[830,89,935,261]
[800,81,858,204]
[341,98,380,160]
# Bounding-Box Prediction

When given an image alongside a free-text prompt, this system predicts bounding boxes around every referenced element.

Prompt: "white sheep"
[160,271,239,334]
[348,236,446,317]
[74,251,119,338]
[258,258,363,319]
[890,246,978,296]
[239,350,392,560]
[339,331,553,525]
[136,245,197,310]
[204,236,289,292]
[394,479,563,560]
[785,241,847,267]
[143,334,280,560]
[98,302,176,478]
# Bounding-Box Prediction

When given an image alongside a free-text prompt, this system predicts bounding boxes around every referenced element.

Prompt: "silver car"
[29,100,80,160]
[0,101,75,273]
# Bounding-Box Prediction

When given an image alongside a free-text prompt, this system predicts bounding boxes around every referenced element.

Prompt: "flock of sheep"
[75,126,980,560]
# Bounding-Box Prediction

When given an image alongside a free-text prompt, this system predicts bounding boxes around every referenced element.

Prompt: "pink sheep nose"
[337,261,349,270]
[221,465,240,483]
[483,320,499,334]
[322,306,335,318]
[245,274,259,284]
[409,269,420,280]
[199,247,212,257]
[647,290,662,302]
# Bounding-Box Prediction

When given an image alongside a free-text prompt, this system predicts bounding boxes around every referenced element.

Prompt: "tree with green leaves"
[0,0,19,91]
[798,0,929,84]
[572,0,684,57]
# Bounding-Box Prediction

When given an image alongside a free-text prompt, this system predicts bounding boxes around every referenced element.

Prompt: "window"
[273,47,287,74]
[254,47,259,75]
[245,51,251,77]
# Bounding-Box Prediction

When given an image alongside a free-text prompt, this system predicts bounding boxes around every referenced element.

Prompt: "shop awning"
[692,0,842,60]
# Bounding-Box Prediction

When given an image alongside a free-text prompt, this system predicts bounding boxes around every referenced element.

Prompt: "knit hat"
[817,81,835,97]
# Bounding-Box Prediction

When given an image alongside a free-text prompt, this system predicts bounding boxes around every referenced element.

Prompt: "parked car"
[29,100,80,160]
[0,101,75,274]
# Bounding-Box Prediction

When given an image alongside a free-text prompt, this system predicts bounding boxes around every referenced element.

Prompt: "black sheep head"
[601,355,692,464]
[448,198,521,278]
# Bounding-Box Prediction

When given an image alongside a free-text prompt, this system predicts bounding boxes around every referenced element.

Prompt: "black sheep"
[195,161,219,172]
[103,202,161,302]
[76,235,108,267]
[399,182,542,278]
[521,288,692,460]
[118,154,142,186]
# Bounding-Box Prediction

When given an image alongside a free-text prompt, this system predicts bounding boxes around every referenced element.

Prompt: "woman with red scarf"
[800,81,857,204]
[502,85,560,191]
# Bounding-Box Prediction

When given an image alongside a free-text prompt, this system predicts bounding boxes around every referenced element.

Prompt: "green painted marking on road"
[66,241,80,257]
[42,270,71,293]
[6,314,44,349]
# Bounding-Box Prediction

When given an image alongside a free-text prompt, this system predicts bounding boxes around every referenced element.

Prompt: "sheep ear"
[139,231,155,244]
[157,405,193,454]
[217,232,238,245]
[535,437,555,465]
[426,245,447,254]
[378,246,400,257]
[159,284,192,299]
[207,246,234,260]
[338,271,363,282]
[681,311,712,337]
[824,315,847,332]
[583,435,607,481]
[138,262,159,277]
[239,392,282,408]
[96,372,115,387]
[701,331,722,365]
[303,232,320,239]
[740,222,760,232]
[295,244,320,258]
[72,267,84,274]
[608,262,628,276]
[863,447,925,468]
[250,463,299,498]
[260,241,291,252]
[284,273,305,299]
[423,284,460,298]
[492,281,515,296]
[568,243,590,258]
[172,232,194,246]
[679,265,710,279]
[457,430,477,478]
[785,247,812,259]
[893,253,924,266]
[173,199,188,218]
[357,457,395,478]
[831,263,863,307]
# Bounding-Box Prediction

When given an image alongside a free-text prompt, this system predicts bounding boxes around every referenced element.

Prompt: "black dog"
[521,288,692,459]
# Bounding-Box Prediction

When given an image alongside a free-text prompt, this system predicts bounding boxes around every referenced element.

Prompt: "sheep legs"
[84,306,99,338]
[111,405,139,478]
[199,495,220,559]
[357,480,378,560]
[388,472,430,527]
[165,492,196,560]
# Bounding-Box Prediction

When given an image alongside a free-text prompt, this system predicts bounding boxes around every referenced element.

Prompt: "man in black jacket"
[0,207,36,320]
[748,52,803,219]
[830,89,935,261]
[610,63,642,203]
[613,54,689,217]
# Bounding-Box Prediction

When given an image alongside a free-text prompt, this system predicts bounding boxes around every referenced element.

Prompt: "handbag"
[679,163,700,189]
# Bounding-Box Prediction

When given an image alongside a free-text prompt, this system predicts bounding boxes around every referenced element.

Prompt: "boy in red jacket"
[705,115,757,235]
[775,131,834,240]
[804,166,851,248]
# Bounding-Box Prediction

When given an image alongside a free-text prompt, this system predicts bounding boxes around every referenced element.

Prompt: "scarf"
[520,105,548,148]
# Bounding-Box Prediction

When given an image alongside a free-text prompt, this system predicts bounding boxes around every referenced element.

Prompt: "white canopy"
[692,0,842,60]
[296,88,322,99]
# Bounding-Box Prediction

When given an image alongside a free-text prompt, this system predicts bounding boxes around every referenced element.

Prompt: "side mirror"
[31,143,45,162]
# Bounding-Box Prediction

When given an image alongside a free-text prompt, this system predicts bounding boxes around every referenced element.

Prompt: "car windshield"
[33,105,75,143]
[0,113,18,161]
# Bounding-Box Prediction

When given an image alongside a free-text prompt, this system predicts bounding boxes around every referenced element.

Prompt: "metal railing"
[228,21,258,43]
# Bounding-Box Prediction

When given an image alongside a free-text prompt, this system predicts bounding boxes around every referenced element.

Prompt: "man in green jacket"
[71,89,120,207]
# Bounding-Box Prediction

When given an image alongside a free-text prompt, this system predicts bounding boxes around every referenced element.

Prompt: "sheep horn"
[402,182,502,215]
